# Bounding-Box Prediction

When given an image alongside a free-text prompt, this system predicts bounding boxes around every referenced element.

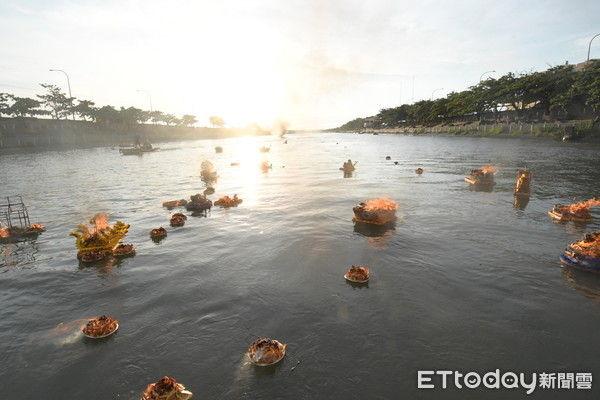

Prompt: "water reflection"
[230,349,287,398]
[1,241,40,267]
[353,221,395,249]
[77,256,125,276]
[468,184,495,193]
[353,221,395,237]
[82,331,118,346]
[260,162,272,173]
[559,221,589,236]
[151,235,167,243]
[562,267,600,302]
[190,210,211,218]
[345,280,370,289]
[513,195,530,210]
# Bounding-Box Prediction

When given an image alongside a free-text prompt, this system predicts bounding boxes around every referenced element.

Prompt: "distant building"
[363,117,379,128]
[573,59,597,71]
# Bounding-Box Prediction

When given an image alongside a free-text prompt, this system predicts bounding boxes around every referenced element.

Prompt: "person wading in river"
[343,159,357,171]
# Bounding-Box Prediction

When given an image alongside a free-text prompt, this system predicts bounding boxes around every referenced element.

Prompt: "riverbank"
[339,120,600,140]
[0,118,269,153]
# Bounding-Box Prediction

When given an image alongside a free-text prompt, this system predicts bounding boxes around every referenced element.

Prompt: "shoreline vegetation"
[0,118,270,152]
[333,60,600,140]
[0,83,273,152]
[345,119,600,139]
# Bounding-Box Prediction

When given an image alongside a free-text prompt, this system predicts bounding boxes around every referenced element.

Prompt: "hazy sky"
[1,0,599,129]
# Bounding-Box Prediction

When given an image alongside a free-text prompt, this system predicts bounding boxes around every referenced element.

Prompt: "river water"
[1,133,599,399]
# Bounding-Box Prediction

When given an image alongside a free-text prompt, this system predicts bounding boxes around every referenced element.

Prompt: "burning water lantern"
[465,165,497,186]
[352,197,398,225]
[169,213,187,227]
[560,232,600,272]
[214,194,243,208]
[141,377,193,400]
[246,338,287,366]
[514,170,532,196]
[0,196,45,242]
[186,193,212,213]
[548,198,600,222]
[70,213,132,262]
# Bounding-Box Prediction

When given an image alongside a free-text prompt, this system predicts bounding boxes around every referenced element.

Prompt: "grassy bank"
[351,120,600,139]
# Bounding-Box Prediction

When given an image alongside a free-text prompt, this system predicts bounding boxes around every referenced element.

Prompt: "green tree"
[37,83,74,119]
[119,106,146,125]
[138,110,151,124]
[529,65,574,115]
[209,115,225,128]
[0,93,11,116]
[336,117,365,131]
[72,100,97,121]
[180,114,198,127]
[572,60,600,113]
[495,73,525,112]
[149,110,166,124]
[6,96,48,118]
[446,90,477,118]
[428,97,449,122]
[95,105,120,124]
[163,113,178,126]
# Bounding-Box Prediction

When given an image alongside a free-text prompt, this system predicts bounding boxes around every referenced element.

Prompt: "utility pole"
[49,68,74,120]
[137,90,153,112]
[588,33,600,61]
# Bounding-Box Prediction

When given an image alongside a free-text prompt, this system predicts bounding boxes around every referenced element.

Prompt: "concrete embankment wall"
[0,118,262,150]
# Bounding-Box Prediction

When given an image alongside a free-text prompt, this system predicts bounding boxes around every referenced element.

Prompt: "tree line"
[0,84,227,128]
[338,60,600,130]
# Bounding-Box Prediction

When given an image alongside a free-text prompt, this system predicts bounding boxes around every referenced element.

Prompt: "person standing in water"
[343,159,357,170]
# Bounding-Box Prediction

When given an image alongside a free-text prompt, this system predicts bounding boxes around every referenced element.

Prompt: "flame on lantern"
[565,198,600,215]
[70,213,129,251]
[363,197,398,211]
[570,232,600,258]
[480,165,497,174]
[78,213,110,236]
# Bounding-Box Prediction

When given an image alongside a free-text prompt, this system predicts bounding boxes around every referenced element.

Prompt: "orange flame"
[90,213,109,233]
[480,165,497,174]
[363,197,399,211]
[565,198,600,215]
[571,232,600,258]
[78,213,110,236]
[0,227,8,238]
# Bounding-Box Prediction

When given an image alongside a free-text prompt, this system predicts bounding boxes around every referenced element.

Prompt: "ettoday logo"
[418,370,592,394]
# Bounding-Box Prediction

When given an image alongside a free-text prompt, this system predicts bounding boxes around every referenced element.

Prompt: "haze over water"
[1,133,600,399]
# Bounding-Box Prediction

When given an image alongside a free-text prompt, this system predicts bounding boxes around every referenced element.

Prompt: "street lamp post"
[430,88,443,101]
[479,70,496,83]
[587,33,600,61]
[137,90,153,112]
[49,68,74,120]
